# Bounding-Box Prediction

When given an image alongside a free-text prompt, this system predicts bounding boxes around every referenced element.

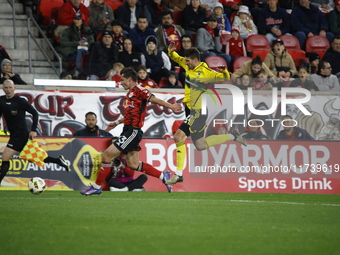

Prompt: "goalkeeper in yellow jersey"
[166,41,247,185]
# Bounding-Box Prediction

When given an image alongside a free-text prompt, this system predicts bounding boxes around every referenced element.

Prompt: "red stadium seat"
[278,35,301,50]
[294,57,309,68]
[36,0,64,24]
[232,56,252,71]
[96,31,104,41]
[204,56,227,71]
[252,49,270,61]
[190,33,197,45]
[287,49,306,60]
[306,35,330,59]
[246,35,271,56]
[173,10,183,25]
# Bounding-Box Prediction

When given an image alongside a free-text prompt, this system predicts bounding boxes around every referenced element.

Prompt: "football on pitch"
[28,177,46,194]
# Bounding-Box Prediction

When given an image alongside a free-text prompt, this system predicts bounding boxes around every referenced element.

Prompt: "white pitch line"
[0,197,339,207]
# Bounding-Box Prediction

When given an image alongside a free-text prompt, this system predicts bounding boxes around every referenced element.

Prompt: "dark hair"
[332,35,340,42]
[184,47,201,61]
[136,65,147,72]
[317,60,329,74]
[121,67,138,82]
[111,19,123,27]
[258,68,266,75]
[251,56,262,66]
[160,10,173,19]
[180,35,193,45]
[297,65,309,73]
[137,15,148,21]
[85,111,97,118]
[282,115,293,120]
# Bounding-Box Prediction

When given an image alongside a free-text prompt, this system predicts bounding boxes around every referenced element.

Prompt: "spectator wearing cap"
[264,38,297,79]
[196,15,232,68]
[143,35,171,83]
[114,0,144,32]
[88,0,114,37]
[60,13,94,77]
[181,0,207,34]
[226,26,247,66]
[0,58,27,85]
[309,60,340,91]
[55,0,90,37]
[328,0,340,35]
[257,0,290,46]
[323,35,340,77]
[232,5,258,40]
[306,52,320,74]
[85,31,119,80]
[290,0,334,50]
[111,20,128,51]
[212,2,231,32]
[155,10,185,52]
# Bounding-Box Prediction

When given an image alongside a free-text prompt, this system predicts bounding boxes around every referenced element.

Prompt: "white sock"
[159,173,163,180]
[110,186,128,191]
[93,183,101,189]
[175,170,183,176]
[229,134,235,140]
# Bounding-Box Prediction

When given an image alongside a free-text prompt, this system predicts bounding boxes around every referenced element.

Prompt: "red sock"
[95,162,112,186]
[141,162,161,178]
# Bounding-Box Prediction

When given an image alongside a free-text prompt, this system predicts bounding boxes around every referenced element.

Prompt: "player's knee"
[174,132,185,143]
[102,150,112,162]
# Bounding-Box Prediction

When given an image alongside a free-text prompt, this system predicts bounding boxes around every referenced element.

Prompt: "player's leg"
[203,129,247,148]
[80,143,121,195]
[126,151,172,193]
[0,147,18,185]
[44,155,71,172]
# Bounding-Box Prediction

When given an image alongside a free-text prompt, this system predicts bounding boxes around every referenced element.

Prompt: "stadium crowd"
[7,0,338,91]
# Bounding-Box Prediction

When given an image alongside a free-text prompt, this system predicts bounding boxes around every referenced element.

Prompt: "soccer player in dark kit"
[80,67,182,195]
[0,80,70,185]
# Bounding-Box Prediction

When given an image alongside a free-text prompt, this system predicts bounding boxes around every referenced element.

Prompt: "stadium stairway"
[0,0,59,84]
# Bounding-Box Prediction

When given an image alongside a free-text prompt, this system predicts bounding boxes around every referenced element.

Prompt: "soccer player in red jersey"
[80,67,182,195]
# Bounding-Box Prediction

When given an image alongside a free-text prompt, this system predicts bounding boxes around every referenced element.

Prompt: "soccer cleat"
[165,174,183,185]
[232,130,247,147]
[59,155,71,172]
[162,171,172,193]
[80,185,102,196]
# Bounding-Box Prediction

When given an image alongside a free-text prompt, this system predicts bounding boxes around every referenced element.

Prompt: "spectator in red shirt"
[55,0,90,37]
[137,65,159,88]
[226,26,246,67]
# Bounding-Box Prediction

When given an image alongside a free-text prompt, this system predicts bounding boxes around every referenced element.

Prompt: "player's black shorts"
[179,106,208,140]
[7,130,29,152]
[113,125,143,155]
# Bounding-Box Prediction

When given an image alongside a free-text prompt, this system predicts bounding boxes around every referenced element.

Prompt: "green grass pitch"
[1,191,339,255]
